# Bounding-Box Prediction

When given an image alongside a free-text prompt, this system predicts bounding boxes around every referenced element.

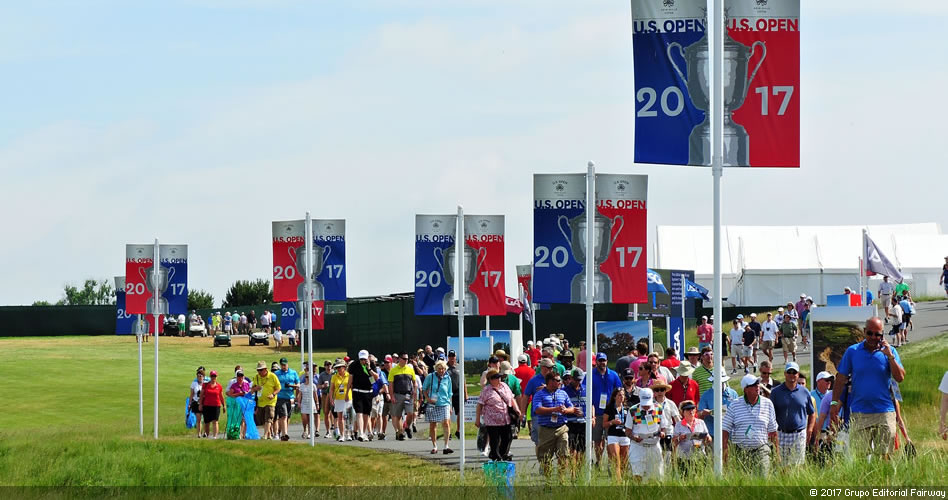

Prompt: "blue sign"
[280,301,300,331]
[669,270,696,319]
[159,245,188,316]
[314,220,346,301]
[415,215,457,315]
[668,316,685,360]
[533,174,585,304]
[446,336,493,361]
[115,291,136,335]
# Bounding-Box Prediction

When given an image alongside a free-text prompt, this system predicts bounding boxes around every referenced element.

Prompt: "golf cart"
[188,316,207,337]
[213,331,232,347]
[249,330,269,346]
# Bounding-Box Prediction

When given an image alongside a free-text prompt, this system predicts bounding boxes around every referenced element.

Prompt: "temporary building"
[654,223,947,306]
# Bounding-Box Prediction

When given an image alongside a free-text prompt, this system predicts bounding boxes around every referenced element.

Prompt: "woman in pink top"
[476,369,521,461]
[199,371,226,439]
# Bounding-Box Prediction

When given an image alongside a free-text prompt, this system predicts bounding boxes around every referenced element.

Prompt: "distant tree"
[57,279,115,306]
[222,279,272,308]
[188,289,215,310]
[32,300,53,306]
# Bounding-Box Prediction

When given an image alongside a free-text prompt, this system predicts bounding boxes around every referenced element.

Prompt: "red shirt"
[525,348,541,368]
[668,377,700,406]
[200,382,224,407]
[660,357,680,369]
[697,324,714,343]
[514,364,534,393]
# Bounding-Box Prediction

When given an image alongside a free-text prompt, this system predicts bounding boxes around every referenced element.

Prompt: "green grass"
[0,333,945,488]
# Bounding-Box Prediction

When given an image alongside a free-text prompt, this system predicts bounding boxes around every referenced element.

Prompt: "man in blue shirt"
[810,371,833,419]
[697,368,738,438]
[769,362,815,466]
[588,352,622,463]
[524,358,555,444]
[562,368,587,458]
[532,372,582,475]
[830,316,905,459]
[274,357,300,441]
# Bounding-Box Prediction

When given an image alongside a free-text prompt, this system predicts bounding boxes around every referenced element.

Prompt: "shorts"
[189,400,202,414]
[333,399,348,414]
[370,395,384,418]
[451,395,460,419]
[202,405,221,422]
[761,340,774,351]
[567,422,586,452]
[536,425,569,464]
[850,411,897,457]
[178,323,186,333]
[783,338,797,352]
[391,393,414,418]
[352,391,373,415]
[607,435,631,447]
[259,405,276,425]
[276,398,293,418]
[592,416,605,442]
[731,344,743,357]
[383,399,392,418]
[740,345,753,357]
[426,404,449,422]
[699,342,711,351]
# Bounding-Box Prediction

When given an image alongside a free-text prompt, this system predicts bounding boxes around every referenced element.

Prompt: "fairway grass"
[0,334,945,489]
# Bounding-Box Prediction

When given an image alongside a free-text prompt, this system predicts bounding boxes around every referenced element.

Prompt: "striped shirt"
[722,396,777,449]
[531,387,573,428]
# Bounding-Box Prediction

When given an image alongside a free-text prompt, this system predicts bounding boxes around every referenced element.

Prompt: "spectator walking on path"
[940,256,948,304]
[778,314,799,363]
[697,316,713,351]
[589,352,622,464]
[274,357,299,441]
[476,368,518,460]
[723,374,779,477]
[199,370,225,439]
[251,361,282,440]
[190,367,207,437]
[423,360,454,454]
[389,352,418,441]
[532,372,582,476]
[830,317,905,460]
[769,362,815,466]
[347,350,378,442]
[761,313,778,362]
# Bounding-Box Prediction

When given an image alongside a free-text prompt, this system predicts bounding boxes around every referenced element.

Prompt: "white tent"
[654,223,945,306]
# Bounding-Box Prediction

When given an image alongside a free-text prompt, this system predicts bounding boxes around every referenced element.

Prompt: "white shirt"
[722,396,777,448]
[939,371,948,394]
[674,418,710,458]
[729,327,744,345]
[656,398,680,434]
[761,320,778,342]
[879,281,895,296]
[190,380,202,402]
[177,314,186,324]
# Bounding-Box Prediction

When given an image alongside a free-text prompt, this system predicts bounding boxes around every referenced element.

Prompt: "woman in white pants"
[626,388,665,481]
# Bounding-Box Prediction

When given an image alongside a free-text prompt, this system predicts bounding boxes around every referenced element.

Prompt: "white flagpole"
[457,206,466,478]
[711,0,725,477]
[681,277,686,356]
[153,238,160,439]
[138,314,143,435]
[305,212,315,447]
[531,265,537,345]
[518,283,523,343]
[486,316,490,339]
[584,161,595,481]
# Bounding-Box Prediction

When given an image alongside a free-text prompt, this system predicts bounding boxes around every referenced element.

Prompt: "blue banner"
[159,245,188,316]
[415,215,457,315]
[314,220,346,301]
[280,301,300,331]
[669,270,696,319]
[533,174,585,304]
[115,291,136,335]
[668,316,685,360]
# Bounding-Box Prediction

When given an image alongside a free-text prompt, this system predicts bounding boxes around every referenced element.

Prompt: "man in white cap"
[696,368,738,440]
[769,362,814,466]
[723,374,778,476]
[626,387,664,480]
[525,340,541,368]
[811,371,833,420]
[747,313,762,370]
[796,293,808,319]
[760,313,778,362]
[347,349,379,441]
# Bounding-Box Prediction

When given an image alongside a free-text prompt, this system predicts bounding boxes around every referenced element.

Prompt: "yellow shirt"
[252,372,281,407]
[330,372,351,401]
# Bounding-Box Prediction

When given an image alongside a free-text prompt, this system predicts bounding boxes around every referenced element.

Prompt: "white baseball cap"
[517,354,528,364]
[777,307,784,312]
[816,371,834,382]
[740,374,761,389]
[638,388,654,407]
[358,349,369,360]
[800,293,807,298]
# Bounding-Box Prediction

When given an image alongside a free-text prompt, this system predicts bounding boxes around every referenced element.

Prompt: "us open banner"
[631,0,799,167]
[415,215,457,315]
[272,219,346,327]
[464,215,505,316]
[533,174,648,304]
[516,265,532,302]
[159,245,188,316]
[114,276,135,335]
[125,245,155,315]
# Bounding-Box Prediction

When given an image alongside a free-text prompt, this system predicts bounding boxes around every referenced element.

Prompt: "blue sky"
[2,1,946,306]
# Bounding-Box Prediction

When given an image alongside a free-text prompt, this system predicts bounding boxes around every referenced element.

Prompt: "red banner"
[272,221,306,302]
[464,215,505,316]
[124,244,154,315]
[596,174,648,304]
[516,265,532,302]
[505,296,523,315]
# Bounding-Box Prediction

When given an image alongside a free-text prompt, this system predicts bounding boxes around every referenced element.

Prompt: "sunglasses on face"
[653,388,666,392]
[786,370,798,375]
[551,379,562,383]
[866,331,884,338]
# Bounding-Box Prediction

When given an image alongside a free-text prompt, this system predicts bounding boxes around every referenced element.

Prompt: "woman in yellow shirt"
[330,361,351,441]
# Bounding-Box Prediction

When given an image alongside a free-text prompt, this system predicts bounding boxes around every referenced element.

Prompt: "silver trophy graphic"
[436,245,486,315]
[558,212,624,303]
[667,14,766,166]
[291,244,331,301]
[141,264,172,315]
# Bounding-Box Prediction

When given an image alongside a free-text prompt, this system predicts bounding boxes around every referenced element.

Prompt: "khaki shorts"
[783,338,796,353]
[536,425,569,465]
[761,340,774,351]
[850,412,897,457]
[259,405,276,425]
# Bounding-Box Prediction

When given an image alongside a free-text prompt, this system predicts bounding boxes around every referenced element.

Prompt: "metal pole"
[531,264,537,345]
[518,283,523,346]
[153,238,160,439]
[633,303,638,322]
[682,276,687,356]
[138,314,143,435]
[711,0,724,478]
[457,206,466,478]
[305,212,315,447]
[584,161,595,481]
[486,316,490,339]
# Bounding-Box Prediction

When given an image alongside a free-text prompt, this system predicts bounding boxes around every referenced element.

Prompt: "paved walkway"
[279,300,948,473]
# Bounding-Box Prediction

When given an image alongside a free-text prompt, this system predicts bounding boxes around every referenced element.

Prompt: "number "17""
[754,86,794,116]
